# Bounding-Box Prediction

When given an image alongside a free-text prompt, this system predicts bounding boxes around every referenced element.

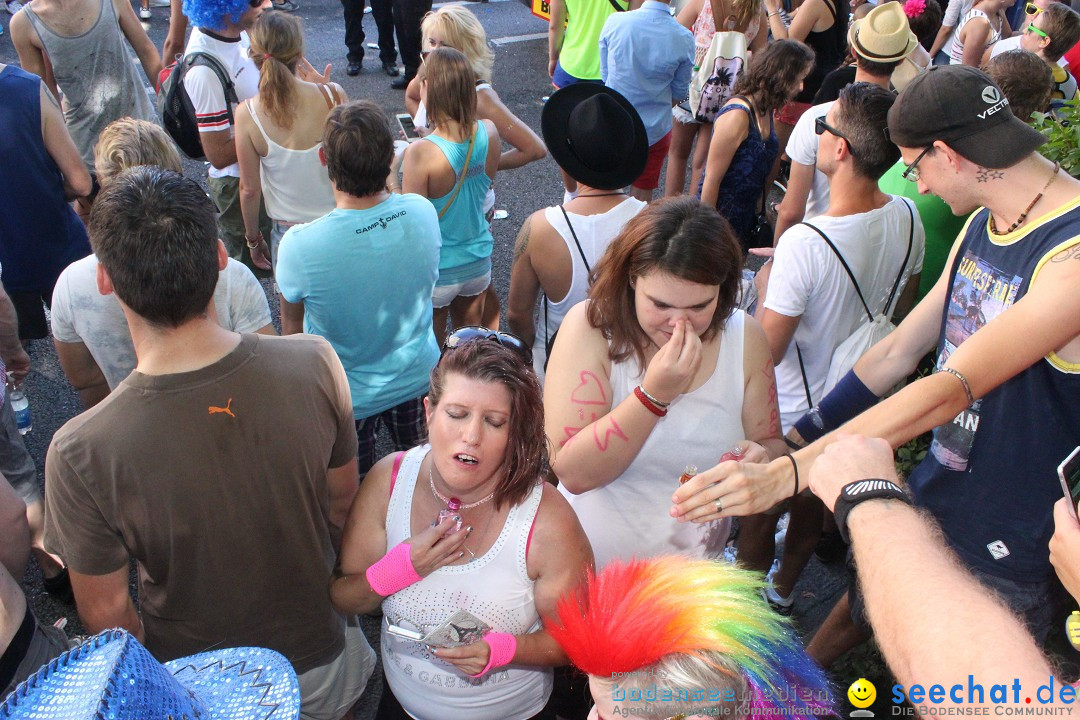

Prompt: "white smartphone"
[1058,446,1080,520]
[386,624,424,641]
[396,113,420,142]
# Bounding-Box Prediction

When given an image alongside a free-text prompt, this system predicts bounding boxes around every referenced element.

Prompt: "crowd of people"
[1,0,1080,715]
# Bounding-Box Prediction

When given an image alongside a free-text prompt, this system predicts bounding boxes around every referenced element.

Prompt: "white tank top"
[381,446,551,720]
[949,8,1001,63]
[531,197,646,384]
[560,311,748,569]
[246,96,336,223]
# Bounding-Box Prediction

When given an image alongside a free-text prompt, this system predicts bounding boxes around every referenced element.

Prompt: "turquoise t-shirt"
[276,195,442,418]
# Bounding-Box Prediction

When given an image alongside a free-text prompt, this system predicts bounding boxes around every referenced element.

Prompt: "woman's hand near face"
[642,318,703,403]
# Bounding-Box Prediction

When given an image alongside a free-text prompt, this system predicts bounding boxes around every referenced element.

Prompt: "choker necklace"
[574,191,627,199]
[429,466,495,510]
[990,163,1059,235]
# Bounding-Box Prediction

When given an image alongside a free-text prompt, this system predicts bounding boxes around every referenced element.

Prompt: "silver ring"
[715,498,723,512]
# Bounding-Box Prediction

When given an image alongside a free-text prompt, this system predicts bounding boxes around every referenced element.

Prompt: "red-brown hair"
[586,197,744,369]
[428,339,547,508]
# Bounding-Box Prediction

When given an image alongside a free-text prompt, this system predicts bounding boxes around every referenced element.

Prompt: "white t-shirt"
[785,102,832,222]
[184,28,259,179]
[51,256,272,389]
[764,196,926,430]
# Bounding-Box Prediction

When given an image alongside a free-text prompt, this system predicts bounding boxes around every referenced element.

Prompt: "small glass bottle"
[678,465,698,484]
[436,498,463,532]
[6,375,30,435]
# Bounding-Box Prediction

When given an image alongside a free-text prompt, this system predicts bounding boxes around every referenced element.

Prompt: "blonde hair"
[249,11,304,128]
[423,47,478,135]
[94,118,183,185]
[421,5,494,83]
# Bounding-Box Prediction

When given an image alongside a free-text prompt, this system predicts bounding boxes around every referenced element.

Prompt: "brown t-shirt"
[44,333,357,672]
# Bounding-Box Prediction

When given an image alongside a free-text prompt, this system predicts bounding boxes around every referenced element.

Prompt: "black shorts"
[8,290,51,340]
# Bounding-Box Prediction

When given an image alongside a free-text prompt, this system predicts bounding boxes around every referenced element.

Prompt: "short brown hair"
[1039,3,1080,61]
[90,166,219,328]
[422,47,477,135]
[734,39,815,114]
[323,100,394,198]
[586,196,744,368]
[94,118,182,185]
[429,339,547,509]
[985,50,1053,119]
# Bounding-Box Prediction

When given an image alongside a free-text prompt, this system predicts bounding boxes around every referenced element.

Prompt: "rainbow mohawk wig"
[549,556,834,716]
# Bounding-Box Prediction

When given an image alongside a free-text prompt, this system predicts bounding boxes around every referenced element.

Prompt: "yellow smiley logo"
[848,678,876,708]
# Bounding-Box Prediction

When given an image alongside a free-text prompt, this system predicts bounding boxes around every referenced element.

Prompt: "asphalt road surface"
[0,3,846,715]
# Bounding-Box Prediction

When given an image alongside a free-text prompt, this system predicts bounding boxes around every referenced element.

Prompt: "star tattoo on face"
[976,167,1006,183]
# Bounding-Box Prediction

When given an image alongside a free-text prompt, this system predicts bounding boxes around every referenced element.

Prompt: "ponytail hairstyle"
[249,11,304,128]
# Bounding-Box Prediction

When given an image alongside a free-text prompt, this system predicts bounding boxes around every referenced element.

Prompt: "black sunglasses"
[814,116,859,156]
[442,326,533,366]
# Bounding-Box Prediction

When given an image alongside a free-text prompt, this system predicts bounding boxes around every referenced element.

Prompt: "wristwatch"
[833,479,912,544]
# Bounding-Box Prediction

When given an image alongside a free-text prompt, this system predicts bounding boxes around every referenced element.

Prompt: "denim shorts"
[431,268,491,309]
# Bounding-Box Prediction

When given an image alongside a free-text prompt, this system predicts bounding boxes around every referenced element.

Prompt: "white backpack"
[794,200,915,406]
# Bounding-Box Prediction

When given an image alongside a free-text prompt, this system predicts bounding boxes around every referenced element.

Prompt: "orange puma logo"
[208,398,235,418]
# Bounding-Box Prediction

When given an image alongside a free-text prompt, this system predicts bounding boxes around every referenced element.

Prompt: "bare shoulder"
[356,452,400,515]
[528,482,592,571]
[557,302,607,350]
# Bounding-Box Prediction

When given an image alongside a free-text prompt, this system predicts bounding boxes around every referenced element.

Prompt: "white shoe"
[5,0,25,14]
[139,6,151,18]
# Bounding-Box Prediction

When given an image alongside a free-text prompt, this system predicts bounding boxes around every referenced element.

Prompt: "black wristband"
[833,479,912,544]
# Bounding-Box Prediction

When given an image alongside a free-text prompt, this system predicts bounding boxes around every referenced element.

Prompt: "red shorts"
[632,131,672,191]
[775,100,812,127]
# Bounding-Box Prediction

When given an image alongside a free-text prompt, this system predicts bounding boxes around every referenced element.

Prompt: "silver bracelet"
[637,384,671,409]
[941,367,975,406]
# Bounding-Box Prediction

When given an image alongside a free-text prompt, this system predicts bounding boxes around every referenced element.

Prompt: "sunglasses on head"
[1026,2,1043,14]
[442,326,533,366]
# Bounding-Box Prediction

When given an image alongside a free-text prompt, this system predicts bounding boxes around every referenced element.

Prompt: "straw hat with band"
[541,84,648,191]
[887,65,1046,169]
[848,2,920,63]
[0,629,300,719]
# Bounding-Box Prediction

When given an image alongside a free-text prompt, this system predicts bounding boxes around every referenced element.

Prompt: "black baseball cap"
[887,65,1046,169]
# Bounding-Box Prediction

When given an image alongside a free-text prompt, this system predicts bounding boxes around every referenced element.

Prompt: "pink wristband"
[469,632,517,677]
[365,542,423,597]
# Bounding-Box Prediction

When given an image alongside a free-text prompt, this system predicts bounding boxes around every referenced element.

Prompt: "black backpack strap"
[558,205,592,273]
[605,0,626,11]
[795,342,814,409]
[799,221,873,321]
[883,199,915,317]
[184,51,239,125]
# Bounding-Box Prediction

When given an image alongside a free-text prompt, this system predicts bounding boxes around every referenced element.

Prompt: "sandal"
[246,236,272,271]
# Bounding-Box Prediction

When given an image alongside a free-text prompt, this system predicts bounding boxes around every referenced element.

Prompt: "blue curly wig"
[183,0,251,32]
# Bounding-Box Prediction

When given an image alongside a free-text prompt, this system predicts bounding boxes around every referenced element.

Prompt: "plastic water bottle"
[9,385,31,435]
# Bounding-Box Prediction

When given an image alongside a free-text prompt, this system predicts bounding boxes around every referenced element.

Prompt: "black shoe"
[346,61,362,76]
[390,74,412,90]
[43,567,75,604]
[382,61,400,77]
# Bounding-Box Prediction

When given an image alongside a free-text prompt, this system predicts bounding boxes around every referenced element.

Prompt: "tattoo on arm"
[975,167,1005,183]
[760,356,781,438]
[592,417,629,451]
[1050,243,1080,263]
[513,217,533,262]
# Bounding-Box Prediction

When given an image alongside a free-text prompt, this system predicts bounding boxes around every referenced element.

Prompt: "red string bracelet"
[634,385,668,417]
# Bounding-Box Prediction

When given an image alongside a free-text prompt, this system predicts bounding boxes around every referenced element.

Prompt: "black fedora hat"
[541,83,648,191]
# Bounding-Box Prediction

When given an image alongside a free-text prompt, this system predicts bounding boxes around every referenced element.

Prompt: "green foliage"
[1032,105,1080,178]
